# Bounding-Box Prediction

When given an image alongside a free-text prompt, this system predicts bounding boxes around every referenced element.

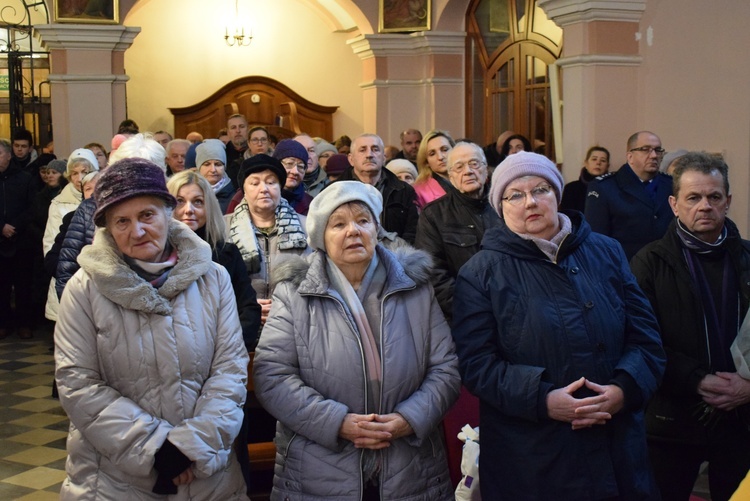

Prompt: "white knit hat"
[306,181,383,251]
[386,159,418,181]
[67,148,99,175]
[489,151,563,215]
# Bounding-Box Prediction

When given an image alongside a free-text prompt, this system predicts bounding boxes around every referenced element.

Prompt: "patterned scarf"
[228,197,307,273]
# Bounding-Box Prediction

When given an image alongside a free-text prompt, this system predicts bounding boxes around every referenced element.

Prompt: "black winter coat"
[630,218,750,443]
[0,164,35,257]
[414,188,500,323]
[337,167,419,244]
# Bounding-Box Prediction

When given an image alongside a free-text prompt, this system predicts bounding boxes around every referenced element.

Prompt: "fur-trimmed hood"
[77,219,212,315]
[272,243,433,294]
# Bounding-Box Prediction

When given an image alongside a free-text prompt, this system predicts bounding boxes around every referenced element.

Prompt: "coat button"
[584,301,594,309]
[597,342,606,352]
[571,267,579,274]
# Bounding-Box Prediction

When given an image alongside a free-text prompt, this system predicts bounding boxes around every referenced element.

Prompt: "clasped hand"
[339,413,414,450]
[698,372,750,411]
[546,377,624,430]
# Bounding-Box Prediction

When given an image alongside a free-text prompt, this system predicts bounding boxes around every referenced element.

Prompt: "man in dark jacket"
[0,139,36,339]
[337,133,419,243]
[415,141,500,323]
[631,152,750,501]
[585,131,673,259]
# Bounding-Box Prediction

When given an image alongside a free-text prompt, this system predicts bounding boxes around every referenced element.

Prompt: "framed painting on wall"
[380,0,431,33]
[55,0,119,24]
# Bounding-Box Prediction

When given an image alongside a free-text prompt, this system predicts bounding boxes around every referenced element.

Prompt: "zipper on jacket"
[280,431,298,471]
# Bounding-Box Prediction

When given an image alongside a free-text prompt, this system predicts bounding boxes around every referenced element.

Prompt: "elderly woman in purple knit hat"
[451,151,666,500]
[54,158,249,500]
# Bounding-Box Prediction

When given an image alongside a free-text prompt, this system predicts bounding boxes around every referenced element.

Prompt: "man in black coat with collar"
[337,133,419,244]
[631,152,750,501]
[585,130,672,259]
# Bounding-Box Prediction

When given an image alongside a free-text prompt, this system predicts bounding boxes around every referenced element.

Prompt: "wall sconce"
[225,0,252,47]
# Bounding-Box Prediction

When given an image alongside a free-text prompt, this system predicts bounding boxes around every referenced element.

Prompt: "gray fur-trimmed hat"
[306,181,383,251]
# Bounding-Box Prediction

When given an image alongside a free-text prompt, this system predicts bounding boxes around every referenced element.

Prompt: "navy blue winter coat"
[56,197,96,298]
[452,211,665,500]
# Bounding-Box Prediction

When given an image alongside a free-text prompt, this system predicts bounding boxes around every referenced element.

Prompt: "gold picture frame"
[379,0,431,33]
[55,0,119,24]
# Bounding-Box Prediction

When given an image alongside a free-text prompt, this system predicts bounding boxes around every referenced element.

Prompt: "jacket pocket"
[443,227,478,249]
[275,427,298,470]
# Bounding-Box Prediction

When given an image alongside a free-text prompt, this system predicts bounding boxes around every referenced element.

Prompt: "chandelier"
[224,0,252,47]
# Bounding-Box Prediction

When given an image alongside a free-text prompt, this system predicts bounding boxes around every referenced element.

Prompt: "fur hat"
[237,154,286,190]
[489,151,563,215]
[67,148,100,175]
[94,158,175,227]
[195,139,227,168]
[324,154,351,176]
[273,139,309,166]
[386,159,418,180]
[306,181,383,251]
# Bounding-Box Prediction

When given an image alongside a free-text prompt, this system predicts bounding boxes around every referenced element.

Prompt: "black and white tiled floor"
[0,324,67,501]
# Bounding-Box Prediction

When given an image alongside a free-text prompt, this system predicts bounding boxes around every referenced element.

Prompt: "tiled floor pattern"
[0,325,67,501]
[0,324,714,501]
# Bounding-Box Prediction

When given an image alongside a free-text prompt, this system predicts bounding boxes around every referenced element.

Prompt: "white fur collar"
[77,219,212,315]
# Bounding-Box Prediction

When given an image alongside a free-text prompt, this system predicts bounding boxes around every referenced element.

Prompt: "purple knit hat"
[324,154,351,176]
[489,151,563,215]
[93,157,176,227]
[272,138,309,166]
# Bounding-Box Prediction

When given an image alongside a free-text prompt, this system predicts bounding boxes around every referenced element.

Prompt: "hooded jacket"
[452,212,665,500]
[253,245,460,501]
[55,220,249,500]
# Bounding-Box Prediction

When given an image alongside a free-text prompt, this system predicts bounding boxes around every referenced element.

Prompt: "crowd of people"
[1,116,750,500]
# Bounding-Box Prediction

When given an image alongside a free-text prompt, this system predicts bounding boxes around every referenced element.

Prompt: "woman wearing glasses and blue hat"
[451,151,667,500]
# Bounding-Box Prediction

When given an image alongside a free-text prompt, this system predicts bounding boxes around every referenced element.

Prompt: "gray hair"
[447,141,487,173]
[671,152,730,198]
[110,133,167,173]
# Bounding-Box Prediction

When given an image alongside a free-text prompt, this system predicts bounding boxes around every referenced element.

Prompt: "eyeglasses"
[452,159,486,174]
[629,146,666,155]
[281,159,306,172]
[502,184,554,206]
[250,137,268,144]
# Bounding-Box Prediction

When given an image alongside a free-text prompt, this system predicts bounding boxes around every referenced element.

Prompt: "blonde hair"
[415,130,455,184]
[166,170,227,251]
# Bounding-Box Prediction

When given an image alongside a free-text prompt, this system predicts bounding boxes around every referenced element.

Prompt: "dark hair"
[671,152,729,198]
[12,128,33,144]
[500,134,532,158]
[117,119,140,134]
[334,135,352,149]
[585,146,609,162]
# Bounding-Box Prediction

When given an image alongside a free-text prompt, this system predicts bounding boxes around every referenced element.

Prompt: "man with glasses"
[272,139,313,215]
[585,130,673,259]
[631,152,750,501]
[415,141,500,324]
[337,133,419,243]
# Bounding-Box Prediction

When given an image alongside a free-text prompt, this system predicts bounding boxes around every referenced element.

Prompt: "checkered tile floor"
[0,325,68,501]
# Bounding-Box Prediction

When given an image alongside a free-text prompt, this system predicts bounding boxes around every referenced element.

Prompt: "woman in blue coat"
[452,152,666,500]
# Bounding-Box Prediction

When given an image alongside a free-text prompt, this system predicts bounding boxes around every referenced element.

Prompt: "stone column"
[348,31,466,146]
[34,24,140,157]
[538,0,645,179]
